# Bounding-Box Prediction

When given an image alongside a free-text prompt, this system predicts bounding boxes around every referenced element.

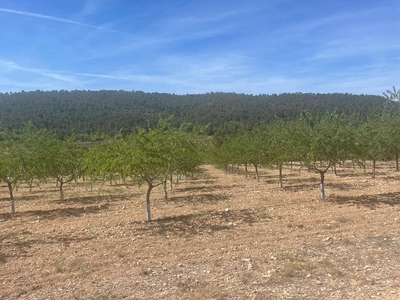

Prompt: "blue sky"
[0,0,399,95]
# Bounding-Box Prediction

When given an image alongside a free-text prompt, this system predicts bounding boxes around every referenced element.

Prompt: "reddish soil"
[1,163,400,299]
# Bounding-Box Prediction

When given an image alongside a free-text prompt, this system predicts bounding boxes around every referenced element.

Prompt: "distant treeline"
[0,90,395,136]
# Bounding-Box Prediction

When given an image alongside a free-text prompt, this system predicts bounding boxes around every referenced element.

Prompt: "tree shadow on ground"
[329,192,400,209]
[324,182,363,191]
[131,208,269,237]
[0,204,111,221]
[168,193,230,204]
[178,178,217,185]
[175,185,233,193]
[280,183,316,193]
[336,171,369,178]
[276,176,319,185]
[53,194,139,205]
[0,195,43,202]
[0,231,95,260]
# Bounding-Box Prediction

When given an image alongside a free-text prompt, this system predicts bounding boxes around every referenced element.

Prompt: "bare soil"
[1,163,400,299]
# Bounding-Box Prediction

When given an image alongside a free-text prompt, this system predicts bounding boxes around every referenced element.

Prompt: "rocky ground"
[1,163,400,299]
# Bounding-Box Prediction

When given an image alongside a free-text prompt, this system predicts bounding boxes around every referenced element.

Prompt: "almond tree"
[0,124,57,211]
[122,120,203,221]
[41,134,85,200]
[82,135,127,188]
[0,135,26,212]
[267,120,297,188]
[247,128,271,182]
[297,112,352,199]
[19,124,51,190]
[353,117,389,179]
[162,124,203,198]
[385,114,400,171]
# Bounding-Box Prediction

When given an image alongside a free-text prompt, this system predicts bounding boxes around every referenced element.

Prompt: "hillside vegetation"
[0,90,394,136]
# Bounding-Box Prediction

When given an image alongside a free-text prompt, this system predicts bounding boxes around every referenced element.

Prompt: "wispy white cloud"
[0,59,77,82]
[0,59,88,92]
[79,0,110,16]
[0,7,121,33]
[173,10,241,26]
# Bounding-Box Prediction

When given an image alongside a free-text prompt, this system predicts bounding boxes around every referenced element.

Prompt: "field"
[1,163,400,299]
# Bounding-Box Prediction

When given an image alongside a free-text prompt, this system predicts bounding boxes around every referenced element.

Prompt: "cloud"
[0,59,76,82]
[0,59,86,92]
[80,0,106,15]
[172,10,241,26]
[0,7,121,34]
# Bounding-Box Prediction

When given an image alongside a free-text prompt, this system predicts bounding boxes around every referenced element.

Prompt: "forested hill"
[0,90,394,136]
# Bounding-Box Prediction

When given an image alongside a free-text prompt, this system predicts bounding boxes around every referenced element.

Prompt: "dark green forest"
[0,90,396,136]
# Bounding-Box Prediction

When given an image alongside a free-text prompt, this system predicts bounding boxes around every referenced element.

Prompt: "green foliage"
[0,128,29,212]
[383,86,400,101]
[122,120,203,187]
[0,90,393,137]
[296,111,352,173]
[0,137,26,184]
[78,119,205,221]
[82,136,125,185]
[40,134,86,199]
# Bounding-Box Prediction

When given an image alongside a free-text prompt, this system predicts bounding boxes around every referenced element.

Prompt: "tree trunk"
[29,178,34,192]
[170,174,173,190]
[59,181,64,200]
[313,163,330,200]
[332,164,337,175]
[146,184,154,222]
[396,154,399,172]
[245,163,248,177]
[372,159,376,179]
[7,181,15,213]
[278,163,283,188]
[319,171,325,200]
[163,180,168,201]
[254,164,259,182]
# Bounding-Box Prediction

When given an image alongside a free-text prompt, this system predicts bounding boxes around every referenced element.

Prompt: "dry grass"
[1,162,400,299]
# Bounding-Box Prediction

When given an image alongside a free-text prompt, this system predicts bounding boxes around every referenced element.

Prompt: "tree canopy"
[0,90,395,137]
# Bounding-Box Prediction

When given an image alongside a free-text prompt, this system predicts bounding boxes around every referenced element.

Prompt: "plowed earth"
[1,163,400,299]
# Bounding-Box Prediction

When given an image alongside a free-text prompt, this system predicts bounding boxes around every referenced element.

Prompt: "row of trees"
[210,108,400,199]
[1,88,398,218]
[0,121,204,221]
